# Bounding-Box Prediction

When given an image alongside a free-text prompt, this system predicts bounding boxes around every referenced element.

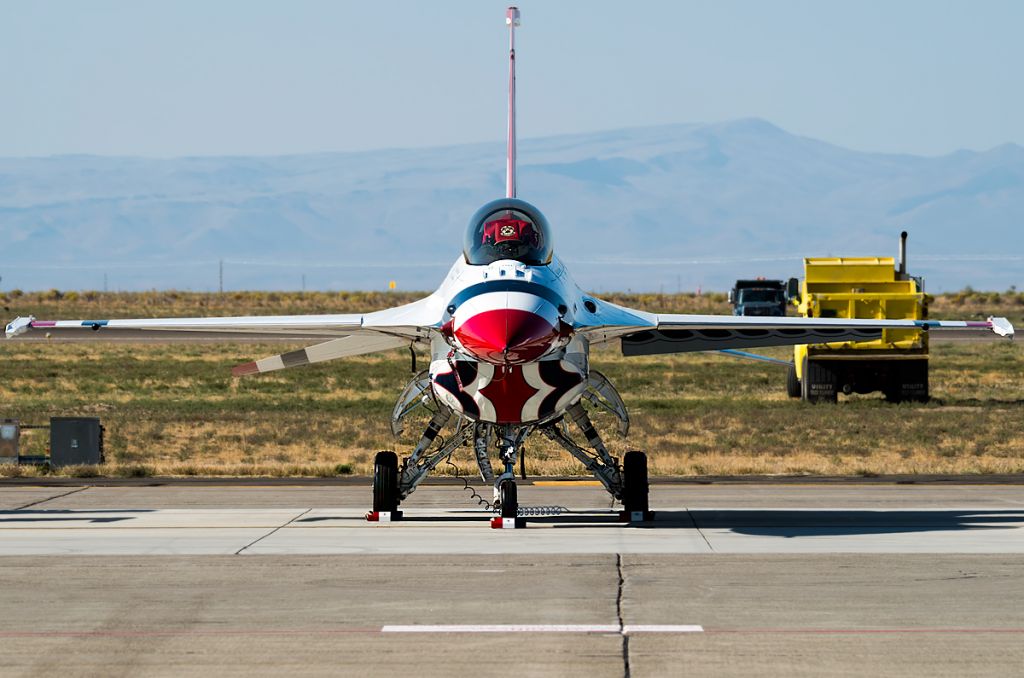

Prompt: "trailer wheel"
[801,358,837,404]
[786,363,801,398]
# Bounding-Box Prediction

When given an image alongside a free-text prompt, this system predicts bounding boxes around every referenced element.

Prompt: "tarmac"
[1,481,1022,677]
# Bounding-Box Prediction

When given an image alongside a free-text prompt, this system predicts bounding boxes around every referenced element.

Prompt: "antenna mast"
[505,6,520,199]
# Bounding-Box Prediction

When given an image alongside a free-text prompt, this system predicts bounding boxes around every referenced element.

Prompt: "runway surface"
[1,482,1022,676]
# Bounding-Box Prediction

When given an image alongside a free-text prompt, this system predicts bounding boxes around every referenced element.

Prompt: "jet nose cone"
[454,308,559,364]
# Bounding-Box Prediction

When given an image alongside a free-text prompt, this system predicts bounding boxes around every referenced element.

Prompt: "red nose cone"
[455,309,558,364]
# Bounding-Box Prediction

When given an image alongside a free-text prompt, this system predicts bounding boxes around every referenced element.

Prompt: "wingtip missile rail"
[5,316,34,339]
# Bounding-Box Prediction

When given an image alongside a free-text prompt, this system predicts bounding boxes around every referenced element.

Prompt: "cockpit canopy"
[463,198,553,266]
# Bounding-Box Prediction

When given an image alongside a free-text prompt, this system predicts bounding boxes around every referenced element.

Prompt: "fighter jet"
[6,7,1014,527]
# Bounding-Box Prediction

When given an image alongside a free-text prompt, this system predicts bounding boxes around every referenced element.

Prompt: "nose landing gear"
[491,477,525,528]
[491,428,526,528]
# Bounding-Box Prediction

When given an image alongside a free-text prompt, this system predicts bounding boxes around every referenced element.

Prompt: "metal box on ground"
[0,420,19,464]
[50,417,104,467]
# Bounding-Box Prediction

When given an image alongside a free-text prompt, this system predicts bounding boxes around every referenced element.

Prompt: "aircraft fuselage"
[429,255,591,425]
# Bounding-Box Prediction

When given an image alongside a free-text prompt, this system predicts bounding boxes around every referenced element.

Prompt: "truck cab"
[729,279,788,316]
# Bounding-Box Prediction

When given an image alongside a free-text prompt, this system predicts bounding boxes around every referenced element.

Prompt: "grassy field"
[1,290,1021,478]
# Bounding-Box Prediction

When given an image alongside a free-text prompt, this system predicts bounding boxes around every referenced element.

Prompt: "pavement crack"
[687,508,715,552]
[234,508,311,555]
[616,553,630,678]
[15,486,87,510]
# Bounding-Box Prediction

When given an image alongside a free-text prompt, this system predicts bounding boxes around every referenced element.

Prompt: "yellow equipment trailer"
[787,232,929,403]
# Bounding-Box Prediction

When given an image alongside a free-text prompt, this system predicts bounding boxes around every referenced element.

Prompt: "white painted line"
[381,624,621,634]
[381,624,705,634]
[623,625,704,634]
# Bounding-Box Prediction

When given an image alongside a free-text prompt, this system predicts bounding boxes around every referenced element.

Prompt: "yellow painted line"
[533,480,603,487]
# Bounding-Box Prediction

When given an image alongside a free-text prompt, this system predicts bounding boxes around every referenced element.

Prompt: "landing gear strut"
[373,369,652,525]
[541,402,653,523]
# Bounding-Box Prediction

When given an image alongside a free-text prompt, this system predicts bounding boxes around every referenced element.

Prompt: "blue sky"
[1,0,1021,157]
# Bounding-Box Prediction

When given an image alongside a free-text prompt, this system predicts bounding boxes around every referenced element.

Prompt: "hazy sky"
[2,0,1021,157]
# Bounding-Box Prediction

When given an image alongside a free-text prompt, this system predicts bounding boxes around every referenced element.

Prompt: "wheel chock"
[490,516,526,529]
[366,510,403,522]
[619,510,655,523]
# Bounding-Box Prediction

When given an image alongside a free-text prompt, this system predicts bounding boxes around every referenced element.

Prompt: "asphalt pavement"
[0,482,1021,677]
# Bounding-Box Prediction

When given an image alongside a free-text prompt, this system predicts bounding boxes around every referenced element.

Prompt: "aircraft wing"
[575,299,1014,355]
[4,296,444,344]
[621,313,1014,356]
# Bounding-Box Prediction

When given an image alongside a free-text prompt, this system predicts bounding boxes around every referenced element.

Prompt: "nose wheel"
[491,477,525,529]
[498,477,518,517]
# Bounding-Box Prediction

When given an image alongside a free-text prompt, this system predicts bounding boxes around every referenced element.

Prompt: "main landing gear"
[370,371,653,526]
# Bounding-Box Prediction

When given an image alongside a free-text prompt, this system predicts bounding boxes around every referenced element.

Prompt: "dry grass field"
[1,289,1021,478]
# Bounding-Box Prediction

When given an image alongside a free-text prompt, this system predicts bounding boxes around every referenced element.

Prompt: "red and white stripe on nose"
[452,290,562,365]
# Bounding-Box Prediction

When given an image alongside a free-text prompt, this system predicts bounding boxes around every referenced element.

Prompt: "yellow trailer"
[787,232,929,403]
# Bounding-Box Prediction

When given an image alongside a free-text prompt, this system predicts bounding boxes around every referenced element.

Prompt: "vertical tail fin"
[506,6,520,199]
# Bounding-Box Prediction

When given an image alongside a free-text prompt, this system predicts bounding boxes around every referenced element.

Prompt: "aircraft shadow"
[669,509,1024,537]
[0,516,134,524]
[524,509,1024,536]
[0,509,155,525]
[1,509,154,514]
[12,508,1012,536]
[295,509,1024,535]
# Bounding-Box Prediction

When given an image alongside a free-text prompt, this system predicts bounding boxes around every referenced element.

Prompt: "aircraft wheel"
[372,450,399,513]
[622,451,649,516]
[498,478,518,519]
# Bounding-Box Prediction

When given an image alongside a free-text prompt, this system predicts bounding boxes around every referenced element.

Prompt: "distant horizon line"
[2,285,1017,296]
[3,117,1021,162]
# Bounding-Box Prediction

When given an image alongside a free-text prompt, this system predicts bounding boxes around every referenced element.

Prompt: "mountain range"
[1,118,1022,293]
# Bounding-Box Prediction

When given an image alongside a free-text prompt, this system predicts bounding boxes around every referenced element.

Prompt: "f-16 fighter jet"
[6,7,1014,527]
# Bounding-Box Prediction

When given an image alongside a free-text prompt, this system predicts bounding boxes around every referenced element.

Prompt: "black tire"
[910,361,930,403]
[372,450,399,513]
[498,478,518,519]
[885,361,929,404]
[801,358,837,403]
[786,362,801,398]
[622,451,649,515]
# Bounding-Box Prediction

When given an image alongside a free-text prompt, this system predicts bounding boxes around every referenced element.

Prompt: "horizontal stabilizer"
[232,334,407,377]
